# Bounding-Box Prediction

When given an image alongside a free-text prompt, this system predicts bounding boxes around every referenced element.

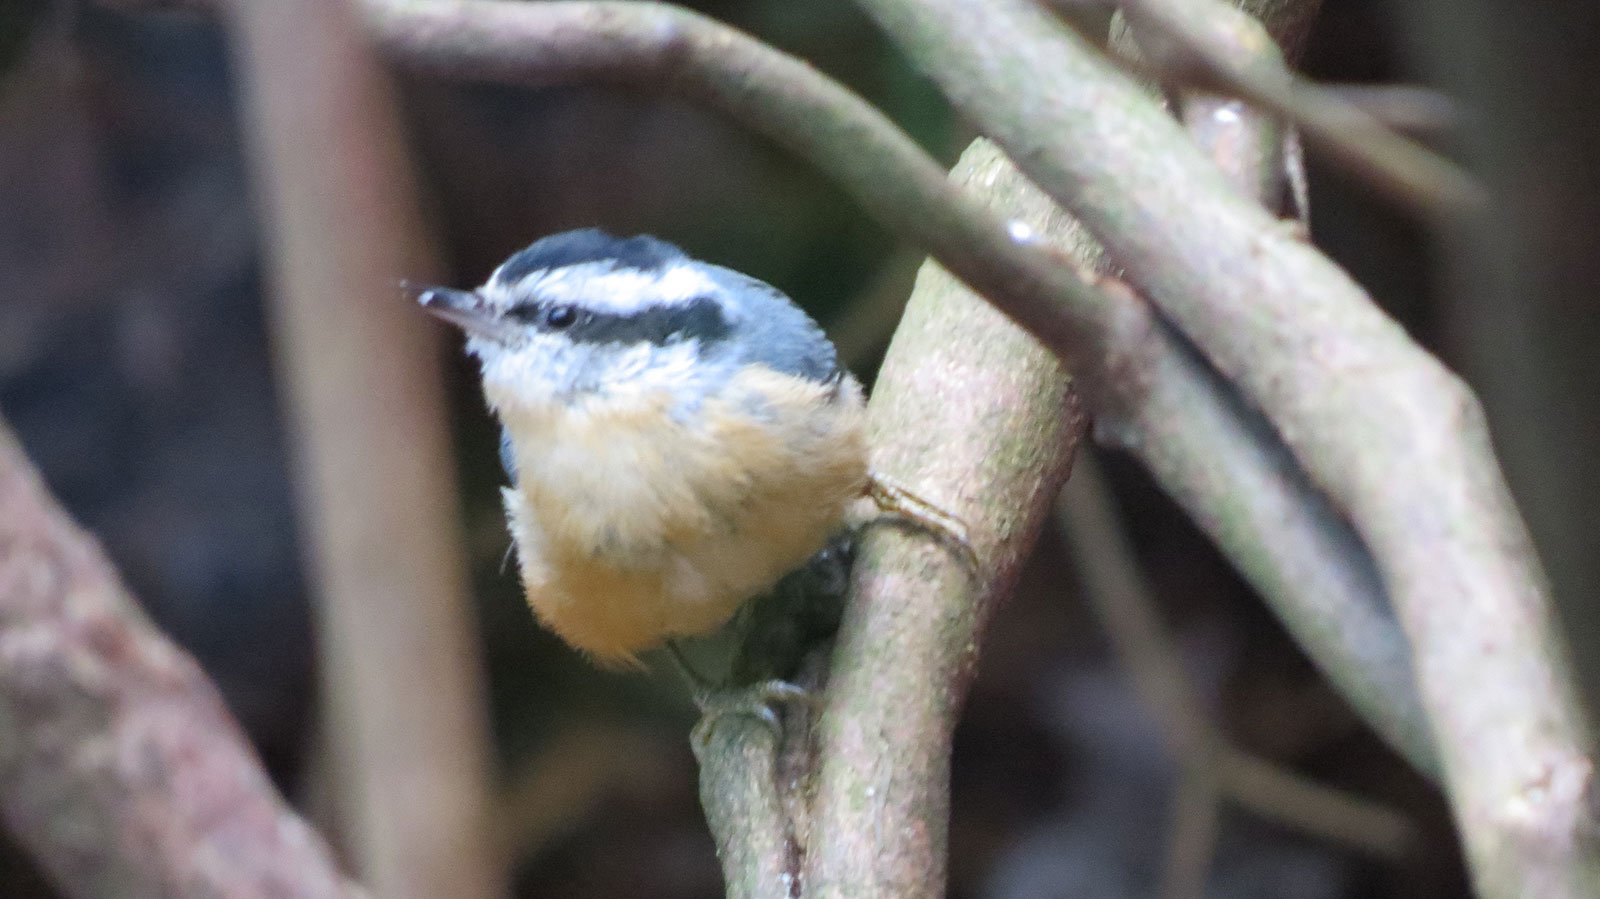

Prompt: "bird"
[416,228,890,667]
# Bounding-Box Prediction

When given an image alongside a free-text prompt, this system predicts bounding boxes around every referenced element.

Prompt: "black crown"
[494,229,687,284]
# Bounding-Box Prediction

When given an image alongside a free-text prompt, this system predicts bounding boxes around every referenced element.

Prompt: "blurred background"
[1,0,1594,896]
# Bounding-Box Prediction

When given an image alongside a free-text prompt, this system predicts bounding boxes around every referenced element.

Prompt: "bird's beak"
[411,284,517,343]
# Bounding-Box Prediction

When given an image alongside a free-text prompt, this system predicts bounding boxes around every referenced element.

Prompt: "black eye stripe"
[572,296,729,347]
[506,296,730,347]
[505,303,581,328]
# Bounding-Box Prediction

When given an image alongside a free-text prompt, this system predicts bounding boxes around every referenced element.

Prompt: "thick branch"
[803,145,1086,898]
[1120,0,1437,772]
[1002,0,1435,774]
[856,0,1598,894]
[0,421,362,899]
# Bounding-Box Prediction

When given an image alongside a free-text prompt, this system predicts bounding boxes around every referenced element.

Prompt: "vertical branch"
[0,421,363,899]
[694,717,798,899]
[804,144,1087,899]
[1160,769,1223,899]
[219,2,502,897]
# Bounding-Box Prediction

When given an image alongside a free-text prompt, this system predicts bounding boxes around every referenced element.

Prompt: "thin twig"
[858,0,1597,894]
[1318,84,1460,139]
[219,0,501,896]
[1115,0,1483,217]
[495,722,680,865]
[0,420,365,899]
[1215,746,1411,853]
[1161,766,1222,899]
[1058,455,1416,859]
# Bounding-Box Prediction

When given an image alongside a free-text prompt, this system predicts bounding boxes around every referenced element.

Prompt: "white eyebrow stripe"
[487,261,721,316]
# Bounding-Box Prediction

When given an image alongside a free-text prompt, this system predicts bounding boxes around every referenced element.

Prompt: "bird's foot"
[688,679,815,759]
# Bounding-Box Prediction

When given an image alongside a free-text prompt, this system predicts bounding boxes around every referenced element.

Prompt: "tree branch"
[1116,0,1482,217]
[0,420,364,899]
[1117,0,1436,773]
[1090,300,1435,773]
[855,0,1598,894]
[695,715,799,899]
[219,0,501,895]
[1021,0,1441,776]
[802,145,1087,897]
[1317,84,1460,139]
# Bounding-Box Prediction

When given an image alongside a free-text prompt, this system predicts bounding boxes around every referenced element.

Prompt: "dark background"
[2,0,1594,895]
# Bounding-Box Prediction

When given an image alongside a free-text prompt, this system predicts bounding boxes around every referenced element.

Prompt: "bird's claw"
[863,472,981,579]
[689,679,814,758]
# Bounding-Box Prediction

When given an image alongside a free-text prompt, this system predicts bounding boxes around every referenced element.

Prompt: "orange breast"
[496,368,868,665]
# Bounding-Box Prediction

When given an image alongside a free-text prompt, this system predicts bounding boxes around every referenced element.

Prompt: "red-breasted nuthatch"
[418,229,872,666]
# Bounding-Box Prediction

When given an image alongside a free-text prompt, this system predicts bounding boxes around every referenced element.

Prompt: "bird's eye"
[543,305,579,329]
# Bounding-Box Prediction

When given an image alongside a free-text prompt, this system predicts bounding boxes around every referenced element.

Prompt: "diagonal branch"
[1112,0,1437,774]
[0,420,364,899]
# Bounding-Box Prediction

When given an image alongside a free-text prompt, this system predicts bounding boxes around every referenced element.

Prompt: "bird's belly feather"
[498,368,866,664]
